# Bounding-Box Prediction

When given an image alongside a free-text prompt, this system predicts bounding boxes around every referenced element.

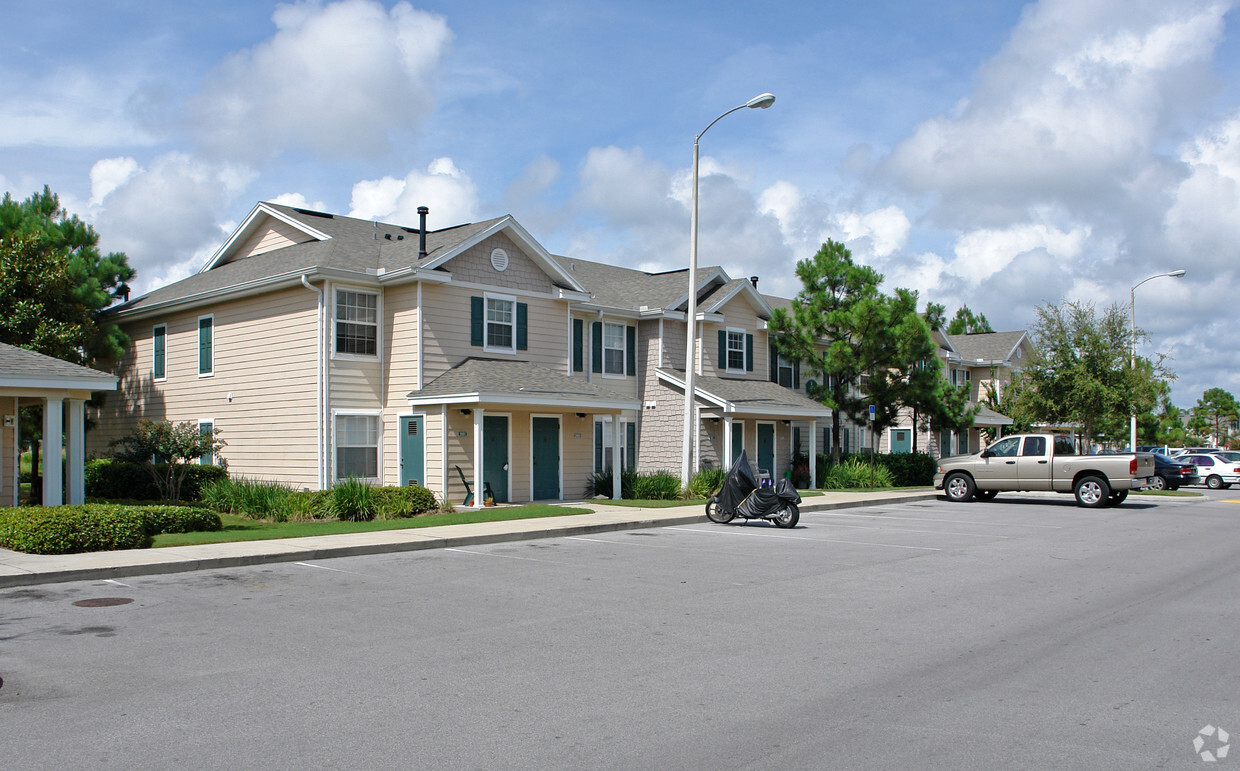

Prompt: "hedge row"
[0,504,222,555]
[816,451,937,487]
[85,459,229,502]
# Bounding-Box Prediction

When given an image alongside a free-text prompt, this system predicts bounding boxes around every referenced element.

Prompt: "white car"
[1178,453,1240,489]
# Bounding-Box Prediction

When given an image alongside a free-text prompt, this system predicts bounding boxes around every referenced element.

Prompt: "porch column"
[473,408,484,507]
[723,416,733,471]
[611,417,621,500]
[809,418,817,489]
[66,399,86,505]
[42,396,63,506]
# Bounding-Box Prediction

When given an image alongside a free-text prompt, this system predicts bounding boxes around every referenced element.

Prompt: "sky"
[2,0,1238,409]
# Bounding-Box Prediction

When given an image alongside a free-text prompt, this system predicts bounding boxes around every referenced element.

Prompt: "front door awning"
[407,358,640,412]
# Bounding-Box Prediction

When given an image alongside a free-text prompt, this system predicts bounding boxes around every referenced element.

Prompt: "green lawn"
[153,504,590,547]
[1131,489,1202,497]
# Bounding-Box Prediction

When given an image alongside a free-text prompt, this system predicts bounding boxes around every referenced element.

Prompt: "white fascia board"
[655,369,729,409]
[702,281,773,318]
[198,202,331,274]
[667,266,729,311]
[110,267,378,322]
[1005,334,1029,362]
[573,303,645,320]
[0,376,117,392]
[419,216,589,295]
[407,391,639,412]
[378,266,453,286]
[556,288,592,302]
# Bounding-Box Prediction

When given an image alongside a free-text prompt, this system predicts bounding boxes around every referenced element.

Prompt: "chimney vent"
[418,206,429,259]
[750,276,759,288]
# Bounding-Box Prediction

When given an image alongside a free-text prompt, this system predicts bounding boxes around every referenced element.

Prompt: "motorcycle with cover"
[705,449,801,528]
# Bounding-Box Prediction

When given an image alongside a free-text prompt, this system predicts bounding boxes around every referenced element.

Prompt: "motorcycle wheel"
[772,503,799,529]
[705,497,734,524]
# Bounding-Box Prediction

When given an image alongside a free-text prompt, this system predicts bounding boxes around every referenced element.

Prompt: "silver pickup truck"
[933,433,1156,507]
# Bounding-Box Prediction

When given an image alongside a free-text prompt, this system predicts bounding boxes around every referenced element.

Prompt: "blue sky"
[3,0,1238,409]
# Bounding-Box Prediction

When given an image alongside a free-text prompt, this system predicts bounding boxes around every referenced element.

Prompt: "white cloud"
[269,192,327,211]
[89,157,141,205]
[0,69,158,148]
[1164,113,1240,266]
[347,157,478,226]
[90,152,255,292]
[189,0,452,162]
[949,222,1089,284]
[835,206,910,259]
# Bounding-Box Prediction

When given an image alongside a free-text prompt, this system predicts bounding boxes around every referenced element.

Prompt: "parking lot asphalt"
[0,489,938,587]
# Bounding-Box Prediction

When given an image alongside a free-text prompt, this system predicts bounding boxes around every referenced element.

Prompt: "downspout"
[301,275,326,490]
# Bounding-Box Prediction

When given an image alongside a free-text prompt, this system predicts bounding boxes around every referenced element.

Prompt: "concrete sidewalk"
[0,489,938,588]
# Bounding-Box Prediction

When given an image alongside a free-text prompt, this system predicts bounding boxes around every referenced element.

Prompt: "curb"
[0,492,939,588]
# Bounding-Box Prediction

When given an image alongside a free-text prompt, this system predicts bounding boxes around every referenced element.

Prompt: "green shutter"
[594,421,603,473]
[573,319,584,371]
[470,297,484,346]
[198,317,212,374]
[718,330,727,369]
[793,360,801,389]
[745,334,754,371]
[625,421,636,471]
[769,340,778,382]
[153,326,165,379]
[592,322,603,373]
[516,302,528,350]
[626,325,636,376]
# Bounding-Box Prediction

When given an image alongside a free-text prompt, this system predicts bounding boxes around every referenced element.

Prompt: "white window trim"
[725,327,746,374]
[332,409,383,483]
[601,321,627,379]
[152,323,167,382]
[197,314,214,378]
[483,291,518,355]
[198,419,215,466]
[777,352,795,389]
[332,285,381,361]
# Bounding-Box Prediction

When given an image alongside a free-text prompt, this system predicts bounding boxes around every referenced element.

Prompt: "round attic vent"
[491,248,509,272]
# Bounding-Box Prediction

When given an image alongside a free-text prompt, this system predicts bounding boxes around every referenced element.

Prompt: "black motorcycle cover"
[717,449,759,512]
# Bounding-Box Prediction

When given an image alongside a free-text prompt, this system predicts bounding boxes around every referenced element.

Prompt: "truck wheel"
[944,473,975,502]
[1108,490,1128,505]
[1074,476,1110,508]
[1207,475,1224,490]
[973,489,998,501]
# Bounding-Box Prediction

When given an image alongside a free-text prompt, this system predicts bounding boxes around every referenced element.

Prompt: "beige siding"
[703,298,763,379]
[88,286,322,488]
[570,313,640,399]
[232,219,311,261]
[421,283,570,384]
[381,281,420,485]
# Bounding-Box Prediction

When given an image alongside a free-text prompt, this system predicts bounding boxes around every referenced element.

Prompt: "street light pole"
[1130,269,1186,451]
[681,93,775,488]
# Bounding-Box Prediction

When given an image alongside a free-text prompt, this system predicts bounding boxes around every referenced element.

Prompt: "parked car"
[1170,447,1222,457]
[1178,453,1240,489]
[1149,453,1199,491]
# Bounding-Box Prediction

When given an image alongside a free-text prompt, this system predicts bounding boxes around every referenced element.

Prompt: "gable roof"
[112,204,588,318]
[657,368,829,418]
[407,358,638,411]
[946,331,1029,365]
[0,343,118,391]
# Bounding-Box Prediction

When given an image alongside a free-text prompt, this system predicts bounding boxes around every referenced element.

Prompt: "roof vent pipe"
[418,206,429,260]
[750,276,759,288]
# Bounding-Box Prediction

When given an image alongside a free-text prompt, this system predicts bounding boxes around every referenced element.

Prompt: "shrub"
[372,485,439,519]
[135,505,222,535]
[201,476,299,522]
[85,459,228,502]
[0,506,151,554]
[631,471,683,500]
[586,469,636,499]
[815,451,936,488]
[332,477,376,522]
[688,467,726,498]
[822,458,895,489]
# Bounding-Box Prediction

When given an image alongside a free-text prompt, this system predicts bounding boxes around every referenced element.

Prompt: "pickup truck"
[933,433,1156,507]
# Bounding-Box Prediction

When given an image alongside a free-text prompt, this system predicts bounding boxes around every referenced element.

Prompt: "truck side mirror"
[980,449,992,459]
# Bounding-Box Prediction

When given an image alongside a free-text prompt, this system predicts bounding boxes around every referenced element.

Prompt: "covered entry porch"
[407,359,638,506]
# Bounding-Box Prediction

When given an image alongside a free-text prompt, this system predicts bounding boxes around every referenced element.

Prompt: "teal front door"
[399,416,424,486]
[483,415,509,502]
[532,417,560,500]
[891,428,911,454]
[757,423,775,476]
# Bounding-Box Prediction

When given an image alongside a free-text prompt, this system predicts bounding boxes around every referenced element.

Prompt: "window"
[594,417,634,473]
[726,329,746,372]
[336,414,379,480]
[486,295,515,351]
[603,322,626,375]
[988,437,1021,457]
[153,325,166,381]
[199,421,215,466]
[336,290,378,356]
[1022,436,1046,457]
[198,315,213,376]
[1053,436,1076,456]
[777,354,794,388]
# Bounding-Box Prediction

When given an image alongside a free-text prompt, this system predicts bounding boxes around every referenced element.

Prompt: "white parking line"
[567,536,672,547]
[815,511,1063,529]
[443,548,564,564]
[671,526,941,551]
[293,561,366,575]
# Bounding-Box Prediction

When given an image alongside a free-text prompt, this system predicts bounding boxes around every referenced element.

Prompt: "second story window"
[777,354,794,388]
[336,290,378,356]
[487,295,515,351]
[603,322,626,375]
[726,330,745,372]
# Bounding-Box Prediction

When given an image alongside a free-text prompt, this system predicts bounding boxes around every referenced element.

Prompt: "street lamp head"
[1169,269,1187,278]
[746,93,776,109]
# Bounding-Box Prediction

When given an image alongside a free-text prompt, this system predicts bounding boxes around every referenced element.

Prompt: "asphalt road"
[3,490,1239,769]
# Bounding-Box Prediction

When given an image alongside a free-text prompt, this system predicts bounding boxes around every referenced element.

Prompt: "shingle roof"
[660,368,829,417]
[0,343,117,388]
[408,358,638,409]
[548,255,698,311]
[947,331,1028,364]
[972,402,1014,426]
